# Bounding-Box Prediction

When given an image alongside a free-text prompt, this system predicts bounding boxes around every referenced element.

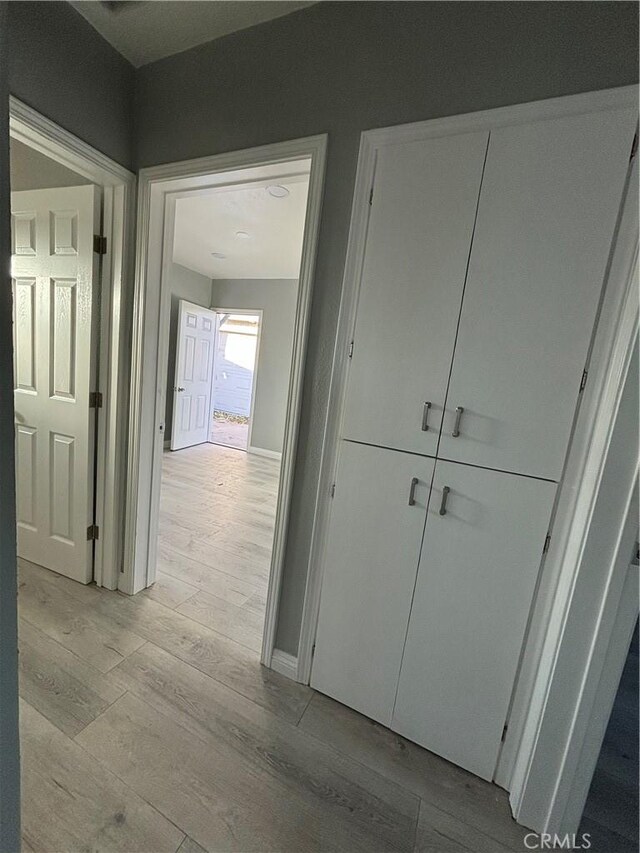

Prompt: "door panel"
[438,107,637,480]
[311,441,435,727]
[11,185,100,583]
[342,130,489,456]
[170,300,217,450]
[392,460,556,780]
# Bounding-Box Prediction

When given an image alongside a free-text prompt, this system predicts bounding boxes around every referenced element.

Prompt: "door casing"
[9,97,136,590]
[125,136,327,680]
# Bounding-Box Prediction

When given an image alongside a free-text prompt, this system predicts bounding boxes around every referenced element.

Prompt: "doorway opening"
[210,311,261,451]
[9,98,134,591]
[149,155,316,662]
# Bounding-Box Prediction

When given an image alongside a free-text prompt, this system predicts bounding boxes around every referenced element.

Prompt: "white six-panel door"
[11,185,100,583]
[341,131,489,456]
[437,106,637,481]
[311,440,435,726]
[171,299,217,450]
[392,461,556,780]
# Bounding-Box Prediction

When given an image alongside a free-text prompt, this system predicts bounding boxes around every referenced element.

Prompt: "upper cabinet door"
[342,131,489,456]
[438,107,637,481]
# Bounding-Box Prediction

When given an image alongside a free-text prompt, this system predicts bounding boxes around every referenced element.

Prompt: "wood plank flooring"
[18,443,532,852]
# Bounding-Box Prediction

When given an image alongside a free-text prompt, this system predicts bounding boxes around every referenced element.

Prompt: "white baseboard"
[163,439,171,449]
[248,445,282,461]
[269,649,299,681]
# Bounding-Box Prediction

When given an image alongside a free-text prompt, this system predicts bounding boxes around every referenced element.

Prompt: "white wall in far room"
[10,138,91,190]
[211,279,298,456]
[164,263,213,441]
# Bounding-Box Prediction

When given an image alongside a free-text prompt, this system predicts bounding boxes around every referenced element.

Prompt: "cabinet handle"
[421,401,432,431]
[452,406,464,437]
[408,477,419,506]
[439,486,450,515]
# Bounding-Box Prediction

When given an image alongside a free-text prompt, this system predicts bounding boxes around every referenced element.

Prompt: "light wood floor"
[18,443,531,852]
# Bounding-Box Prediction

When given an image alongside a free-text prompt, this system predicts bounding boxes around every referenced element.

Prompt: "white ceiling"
[69,1,316,67]
[173,176,310,280]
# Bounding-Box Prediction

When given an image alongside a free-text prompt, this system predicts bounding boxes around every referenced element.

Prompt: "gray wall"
[211,279,298,455]
[10,138,91,191]
[0,3,21,848]
[165,264,213,441]
[135,1,639,656]
[7,2,135,169]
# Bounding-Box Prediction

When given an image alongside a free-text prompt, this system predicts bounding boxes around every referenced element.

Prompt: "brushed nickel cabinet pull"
[408,477,419,506]
[421,401,432,432]
[439,486,451,516]
[452,406,464,437]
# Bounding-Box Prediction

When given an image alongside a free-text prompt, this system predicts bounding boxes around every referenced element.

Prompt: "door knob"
[174,386,186,392]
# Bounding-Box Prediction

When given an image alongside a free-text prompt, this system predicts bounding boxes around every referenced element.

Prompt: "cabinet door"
[342,131,489,456]
[437,106,637,480]
[392,460,556,780]
[311,441,435,726]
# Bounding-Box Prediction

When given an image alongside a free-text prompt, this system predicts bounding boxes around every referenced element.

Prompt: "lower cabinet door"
[392,460,556,780]
[311,440,435,727]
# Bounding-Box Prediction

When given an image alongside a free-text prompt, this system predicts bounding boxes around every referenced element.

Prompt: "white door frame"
[9,97,136,590]
[208,307,263,454]
[124,135,327,678]
[299,86,637,814]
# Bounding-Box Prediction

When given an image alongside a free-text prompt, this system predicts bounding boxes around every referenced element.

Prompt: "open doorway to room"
[153,163,311,657]
[210,310,261,451]
[9,138,101,587]
[8,100,134,594]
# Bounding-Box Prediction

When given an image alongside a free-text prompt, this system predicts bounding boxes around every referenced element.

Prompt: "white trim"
[508,152,639,832]
[557,537,638,833]
[125,135,327,684]
[270,649,299,681]
[9,97,136,591]
[299,82,638,757]
[247,446,282,461]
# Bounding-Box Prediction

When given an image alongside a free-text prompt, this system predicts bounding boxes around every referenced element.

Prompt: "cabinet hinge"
[630,132,638,162]
[543,533,551,555]
[501,723,508,743]
[93,234,107,255]
[330,483,336,498]
[579,369,588,393]
[89,391,103,409]
[87,524,100,541]
[369,186,374,206]
[348,340,354,359]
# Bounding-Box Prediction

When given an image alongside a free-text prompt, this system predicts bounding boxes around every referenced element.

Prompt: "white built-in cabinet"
[311,90,637,782]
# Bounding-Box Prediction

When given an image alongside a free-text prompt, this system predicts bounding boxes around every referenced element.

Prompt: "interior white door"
[437,106,638,481]
[170,299,217,450]
[392,460,556,780]
[311,440,435,727]
[11,185,100,583]
[341,130,489,456]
